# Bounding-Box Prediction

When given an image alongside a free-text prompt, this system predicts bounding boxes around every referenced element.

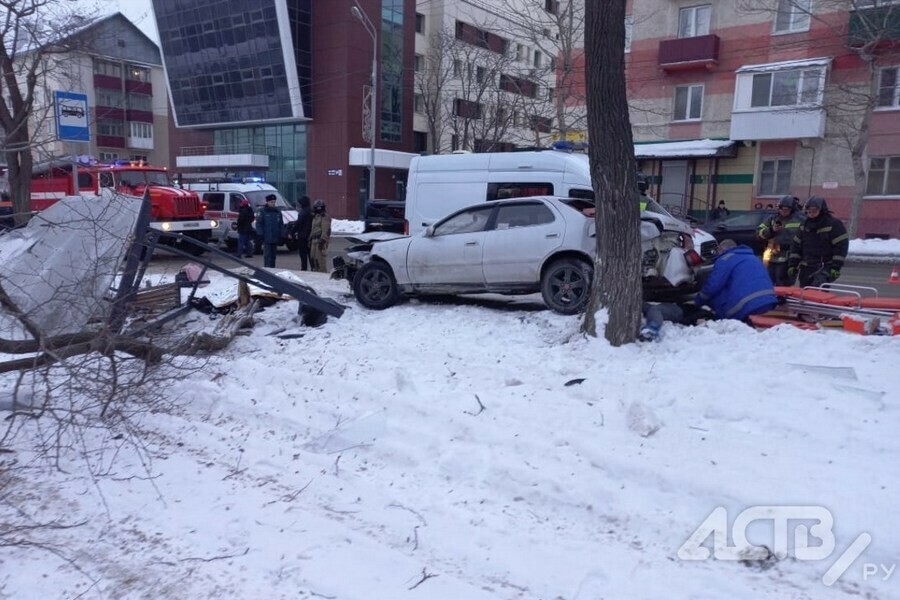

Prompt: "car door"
[406,204,495,289]
[481,201,563,285]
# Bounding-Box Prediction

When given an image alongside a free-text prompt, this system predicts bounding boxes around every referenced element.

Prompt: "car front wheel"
[541,258,593,315]
[352,261,400,310]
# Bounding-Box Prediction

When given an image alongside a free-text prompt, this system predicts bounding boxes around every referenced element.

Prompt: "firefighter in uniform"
[787,196,849,288]
[757,195,804,286]
[309,198,332,273]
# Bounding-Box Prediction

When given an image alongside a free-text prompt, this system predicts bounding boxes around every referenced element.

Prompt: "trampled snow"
[1,268,897,599]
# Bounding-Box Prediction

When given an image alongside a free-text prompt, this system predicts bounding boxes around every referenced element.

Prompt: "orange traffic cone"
[889,265,900,285]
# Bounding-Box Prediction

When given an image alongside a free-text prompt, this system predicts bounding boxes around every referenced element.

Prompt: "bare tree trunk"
[581,0,642,345]
[4,134,34,224]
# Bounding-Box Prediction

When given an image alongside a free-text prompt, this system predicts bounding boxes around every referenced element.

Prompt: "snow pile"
[848,237,900,256]
[333,218,364,235]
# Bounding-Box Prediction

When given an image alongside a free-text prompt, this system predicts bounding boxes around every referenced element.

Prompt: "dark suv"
[364,199,405,234]
[700,210,776,255]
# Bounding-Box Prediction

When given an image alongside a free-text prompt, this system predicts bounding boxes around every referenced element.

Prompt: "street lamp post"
[351,2,377,203]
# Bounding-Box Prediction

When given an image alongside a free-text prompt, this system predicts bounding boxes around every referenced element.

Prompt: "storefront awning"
[634,139,737,160]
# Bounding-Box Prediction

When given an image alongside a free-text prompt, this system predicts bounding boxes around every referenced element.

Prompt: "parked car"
[364,199,405,233]
[700,210,776,255]
[333,196,704,315]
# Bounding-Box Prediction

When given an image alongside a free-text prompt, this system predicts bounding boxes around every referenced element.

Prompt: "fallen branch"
[408,567,438,590]
[464,394,486,416]
[180,547,249,563]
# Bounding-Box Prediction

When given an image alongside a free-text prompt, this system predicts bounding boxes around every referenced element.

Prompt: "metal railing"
[179,145,275,157]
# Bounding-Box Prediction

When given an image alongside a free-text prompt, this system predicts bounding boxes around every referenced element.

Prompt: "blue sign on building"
[55,91,90,142]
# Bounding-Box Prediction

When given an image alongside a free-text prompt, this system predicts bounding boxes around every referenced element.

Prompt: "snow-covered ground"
[1,268,897,599]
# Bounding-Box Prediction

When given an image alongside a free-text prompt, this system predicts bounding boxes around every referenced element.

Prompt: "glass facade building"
[380,0,404,142]
[214,124,308,203]
[153,0,311,127]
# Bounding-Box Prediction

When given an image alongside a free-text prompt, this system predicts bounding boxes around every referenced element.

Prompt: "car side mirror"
[424,225,435,238]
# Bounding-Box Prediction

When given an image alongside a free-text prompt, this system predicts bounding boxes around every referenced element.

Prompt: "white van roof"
[410,151,591,176]
[183,182,278,193]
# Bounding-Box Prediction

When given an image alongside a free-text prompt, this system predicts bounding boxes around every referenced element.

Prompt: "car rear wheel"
[352,261,399,310]
[541,258,593,315]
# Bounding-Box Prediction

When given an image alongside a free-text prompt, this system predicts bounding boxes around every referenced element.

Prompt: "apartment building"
[614,0,900,237]
[29,14,171,168]
[413,0,566,154]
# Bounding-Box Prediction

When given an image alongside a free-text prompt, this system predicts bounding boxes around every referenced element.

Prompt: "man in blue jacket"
[641,239,776,341]
[255,194,284,268]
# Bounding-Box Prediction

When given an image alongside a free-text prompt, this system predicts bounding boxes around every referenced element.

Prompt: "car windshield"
[246,191,291,209]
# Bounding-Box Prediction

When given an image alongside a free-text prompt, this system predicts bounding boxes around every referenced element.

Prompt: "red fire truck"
[30,160,216,252]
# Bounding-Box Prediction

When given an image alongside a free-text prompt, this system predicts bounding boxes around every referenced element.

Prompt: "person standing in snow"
[787,196,849,288]
[255,194,284,268]
[640,239,776,341]
[309,199,332,273]
[757,195,804,286]
[293,195,313,271]
[235,198,256,258]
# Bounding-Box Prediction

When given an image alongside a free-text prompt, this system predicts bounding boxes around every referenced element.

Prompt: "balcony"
[127,136,154,150]
[658,34,720,72]
[730,107,826,141]
[848,7,900,49]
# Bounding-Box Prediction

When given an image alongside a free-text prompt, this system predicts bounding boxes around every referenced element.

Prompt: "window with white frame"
[750,68,823,108]
[759,158,793,195]
[129,121,153,139]
[674,84,703,120]
[97,119,124,137]
[866,156,900,195]
[453,59,462,77]
[877,66,900,108]
[774,0,811,33]
[99,151,119,162]
[414,93,425,114]
[534,51,543,68]
[414,54,424,72]
[516,43,526,62]
[678,5,711,38]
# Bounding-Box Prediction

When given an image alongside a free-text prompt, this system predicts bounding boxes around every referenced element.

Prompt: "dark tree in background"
[581,0,642,345]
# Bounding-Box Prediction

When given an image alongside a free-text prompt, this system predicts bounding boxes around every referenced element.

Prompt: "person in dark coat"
[293,195,313,270]
[787,196,850,287]
[236,198,255,258]
[255,194,284,268]
[757,195,804,286]
[639,239,776,341]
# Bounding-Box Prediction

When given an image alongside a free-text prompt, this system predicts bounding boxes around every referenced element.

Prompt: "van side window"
[568,188,594,200]
[204,192,225,211]
[495,202,554,229]
[487,182,553,201]
[231,194,246,211]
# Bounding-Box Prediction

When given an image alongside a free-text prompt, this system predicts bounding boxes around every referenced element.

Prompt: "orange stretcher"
[750,284,900,335]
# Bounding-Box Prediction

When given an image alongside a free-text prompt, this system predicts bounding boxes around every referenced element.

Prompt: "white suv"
[335,196,703,314]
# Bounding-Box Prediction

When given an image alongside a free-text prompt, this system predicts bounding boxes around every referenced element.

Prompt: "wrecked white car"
[333,196,704,315]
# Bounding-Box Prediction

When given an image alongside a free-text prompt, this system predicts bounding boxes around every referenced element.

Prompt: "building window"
[866,156,900,195]
[451,134,460,151]
[454,98,483,119]
[625,15,633,52]
[96,89,123,108]
[674,84,703,120]
[516,43,526,62]
[750,68,823,108]
[545,0,559,15]
[414,54,424,72]
[530,115,553,133]
[759,158,793,196]
[453,59,462,77]
[94,59,121,78]
[127,93,153,111]
[128,65,151,82]
[877,66,900,108]
[534,51,543,68]
[476,66,486,84]
[455,20,508,54]
[129,121,153,139]
[678,5,711,38]
[774,0,811,34]
[99,151,119,162]
[415,12,425,34]
[97,119,124,137]
[414,93,425,113]
[129,154,148,163]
